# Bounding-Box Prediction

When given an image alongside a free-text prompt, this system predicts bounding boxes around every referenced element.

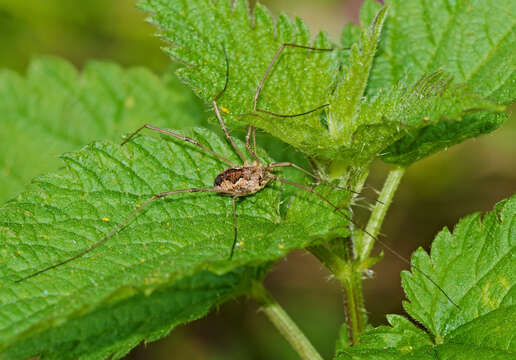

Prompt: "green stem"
[308,245,361,345]
[356,166,405,262]
[251,282,324,360]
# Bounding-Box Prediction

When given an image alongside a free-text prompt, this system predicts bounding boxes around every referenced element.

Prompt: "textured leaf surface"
[0,128,349,359]
[1,268,263,360]
[335,69,503,165]
[141,0,505,168]
[402,193,516,338]
[0,57,204,203]
[335,194,516,359]
[370,0,516,165]
[335,307,516,360]
[140,0,340,158]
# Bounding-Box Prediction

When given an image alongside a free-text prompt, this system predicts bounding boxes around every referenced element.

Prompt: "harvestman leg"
[253,43,334,118]
[15,188,218,282]
[212,46,248,164]
[122,124,235,166]
[230,195,239,258]
[269,162,364,196]
[17,60,248,280]
[275,176,458,307]
[245,125,260,163]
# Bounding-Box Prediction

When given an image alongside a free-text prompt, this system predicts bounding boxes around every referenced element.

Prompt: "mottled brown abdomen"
[214,166,274,196]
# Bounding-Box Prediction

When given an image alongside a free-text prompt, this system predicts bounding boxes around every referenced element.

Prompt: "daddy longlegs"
[14,43,459,308]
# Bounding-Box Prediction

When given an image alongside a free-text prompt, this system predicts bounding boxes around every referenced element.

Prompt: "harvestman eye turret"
[14,44,459,308]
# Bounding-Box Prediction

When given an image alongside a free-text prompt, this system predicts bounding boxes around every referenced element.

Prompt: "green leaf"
[349,71,504,164]
[335,315,434,359]
[0,267,263,360]
[329,7,388,143]
[402,193,516,339]
[139,0,340,159]
[380,112,506,166]
[369,0,516,165]
[0,128,349,359]
[0,57,204,203]
[335,307,516,360]
[359,0,383,28]
[334,193,516,359]
[142,0,504,170]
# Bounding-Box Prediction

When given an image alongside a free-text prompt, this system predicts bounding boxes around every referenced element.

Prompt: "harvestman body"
[15,44,349,282]
[14,43,459,308]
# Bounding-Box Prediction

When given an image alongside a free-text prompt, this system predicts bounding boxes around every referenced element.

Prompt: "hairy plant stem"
[251,282,324,360]
[308,245,361,345]
[355,166,406,261]
[309,166,406,344]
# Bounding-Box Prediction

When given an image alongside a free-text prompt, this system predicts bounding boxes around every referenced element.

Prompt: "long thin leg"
[245,125,260,163]
[275,177,458,308]
[229,195,239,258]
[122,124,234,167]
[16,187,217,283]
[212,46,247,164]
[270,162,370,199]
[253,43,333,118]
[252,126,257,158]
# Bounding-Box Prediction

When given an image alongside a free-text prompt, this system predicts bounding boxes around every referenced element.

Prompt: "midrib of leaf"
[330,7,387,141]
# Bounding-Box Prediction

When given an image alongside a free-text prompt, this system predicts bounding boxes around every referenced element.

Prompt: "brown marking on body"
[214,165,274,196]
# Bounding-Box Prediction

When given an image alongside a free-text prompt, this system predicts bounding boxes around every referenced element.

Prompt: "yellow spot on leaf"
[237,241,244,247]
[278,244,285,249]
[220,107,230,114]
[423,116,429,121]
[102,217,110,222]
[499,276,510,290]
[481,282,498,310]
[141,259,145,263]
[17,250,22,255]
[400,345,413,353]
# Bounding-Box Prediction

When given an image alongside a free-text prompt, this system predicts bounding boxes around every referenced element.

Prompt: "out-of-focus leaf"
[0,57,204,202]
[369,0,516,165]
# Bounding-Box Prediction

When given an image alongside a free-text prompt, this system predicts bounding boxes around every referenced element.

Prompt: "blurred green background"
[0,0,514,359]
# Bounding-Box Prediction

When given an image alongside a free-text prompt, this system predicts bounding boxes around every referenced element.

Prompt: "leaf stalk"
[355,166,406,261]
[251,282,324,360]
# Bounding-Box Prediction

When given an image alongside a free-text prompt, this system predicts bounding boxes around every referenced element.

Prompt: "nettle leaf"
[368,0,516,165]
[0,57,204,203]
[142,0,504,170]
[329,7,387,142]
[345,71,504,164]
[335,193,516,359]
[0,128,349,359]
[140,0,339,159]
[1,268,263,360]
